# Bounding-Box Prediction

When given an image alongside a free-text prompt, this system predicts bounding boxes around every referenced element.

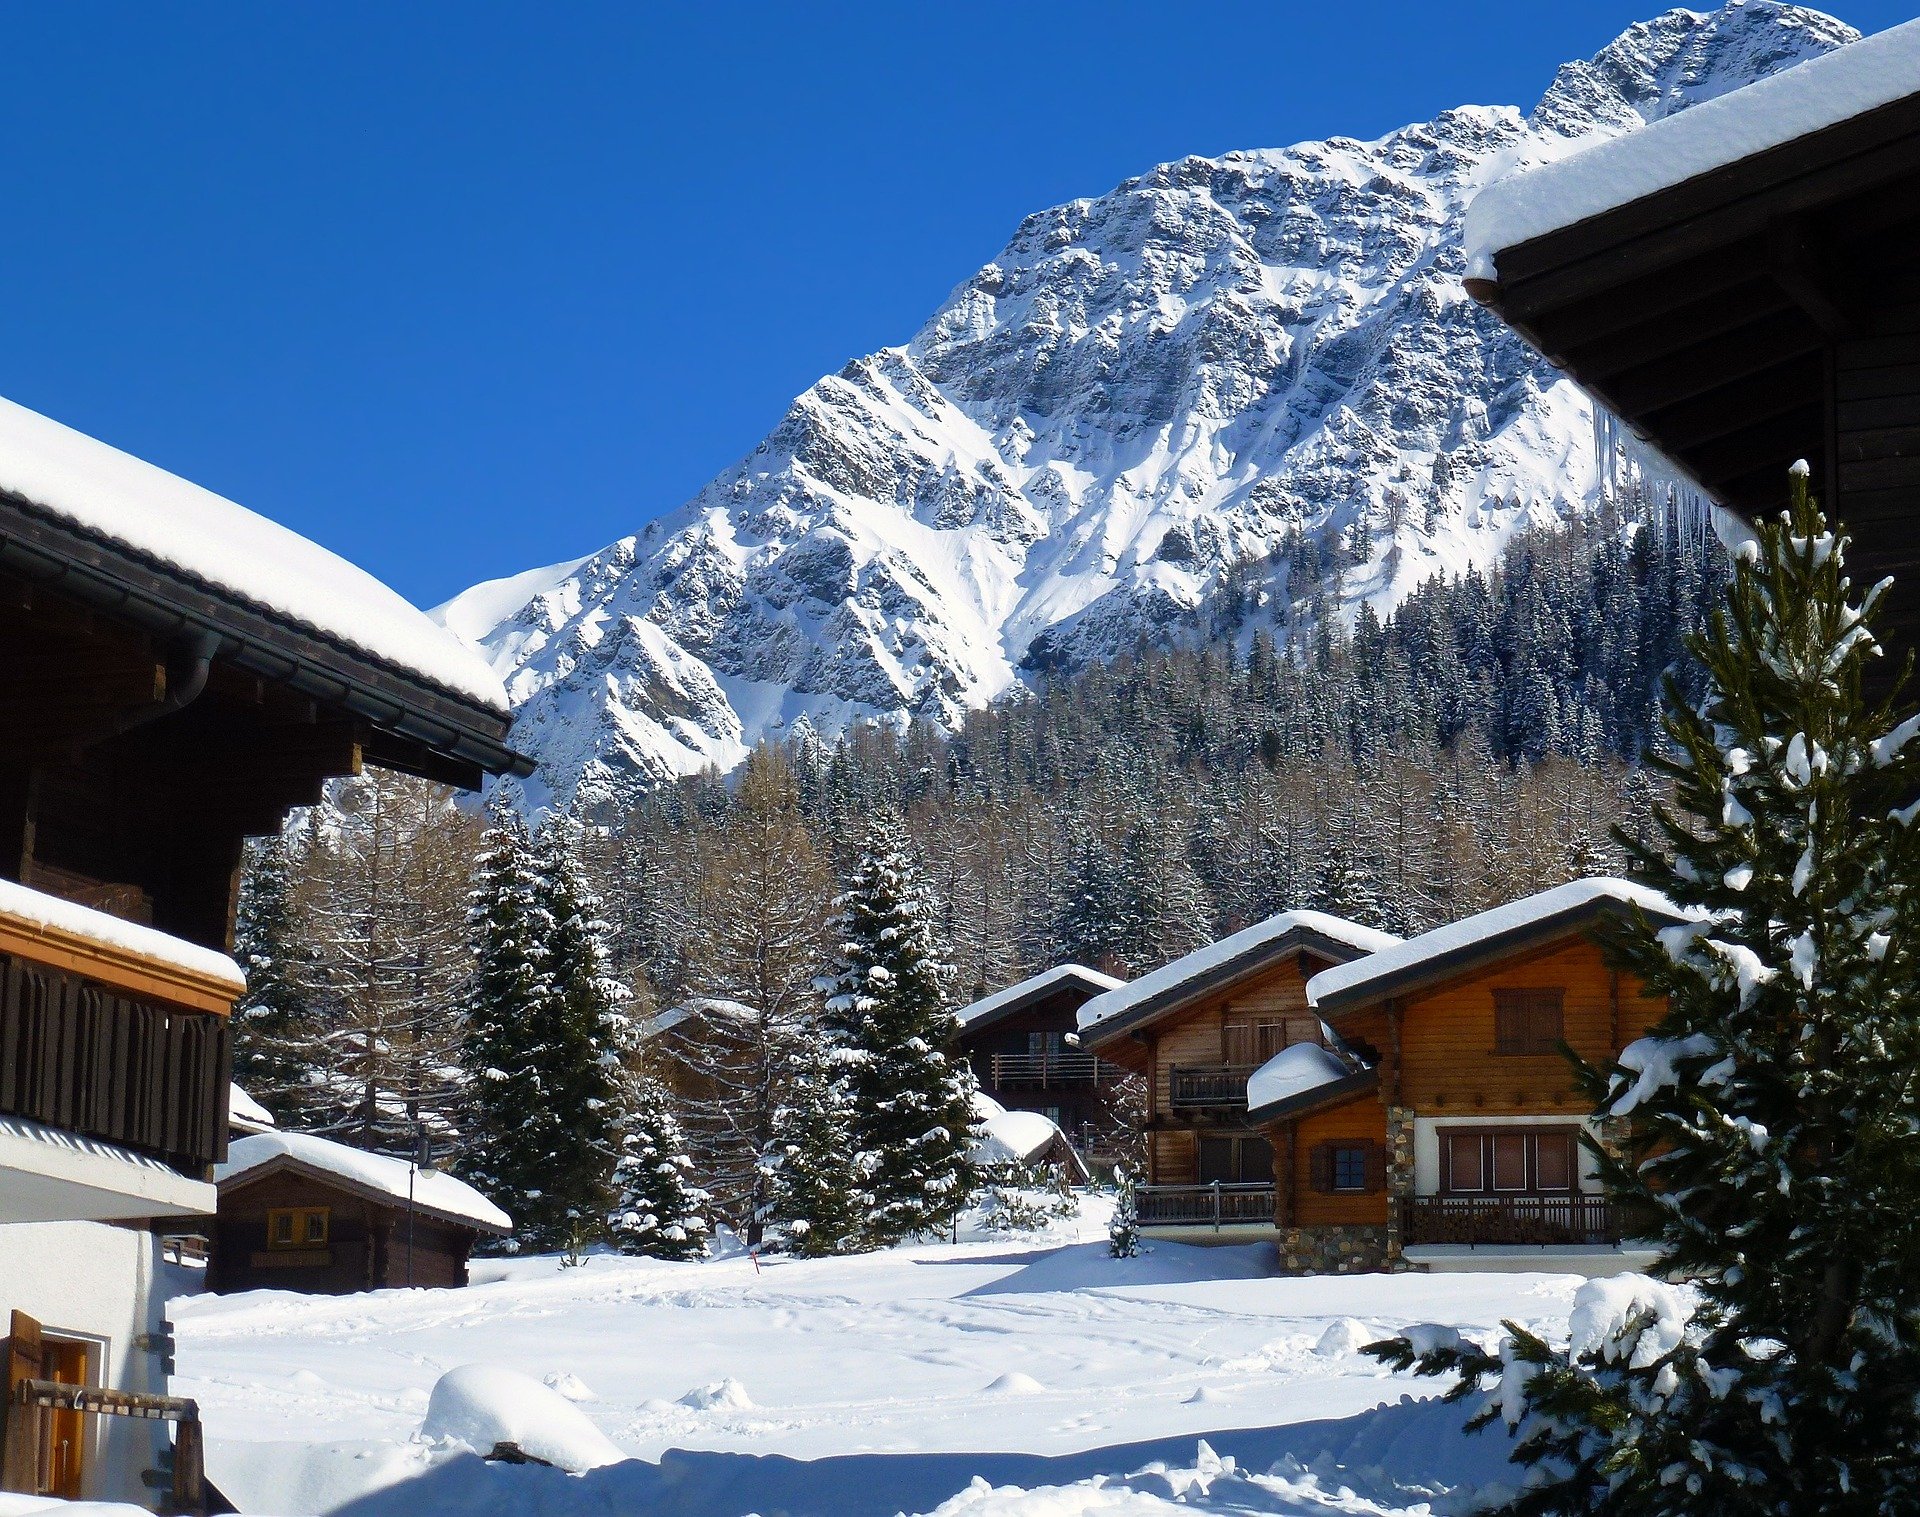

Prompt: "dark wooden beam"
[1601,308,1825,418]
[1644,360,1821,453]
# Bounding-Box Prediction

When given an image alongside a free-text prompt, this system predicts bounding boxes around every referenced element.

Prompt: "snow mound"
[1313,1318,1373,1357]
[1183,1386,1229,1405]
[1247,1044,1351,1112]
[983,1372,1047,1396]
[543,1371,598,1403]
[678,1377,754,1411]
[420,1364,626,1471]
[1567,1275,1694,1365]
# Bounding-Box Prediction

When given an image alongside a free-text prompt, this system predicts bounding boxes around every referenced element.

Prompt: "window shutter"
[1309,1141,1334,1194]
[1495,989,1565,1054]
[1494,992,1525,1054]
[1364,1140,1388,1193]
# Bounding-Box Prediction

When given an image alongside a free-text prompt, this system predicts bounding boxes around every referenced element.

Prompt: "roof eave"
[216,1153,512,1236]
[1080,926,1370,1051]
[0,493,532,782]
[1246,1068,1379,1129]
[1314,898,1679,1018]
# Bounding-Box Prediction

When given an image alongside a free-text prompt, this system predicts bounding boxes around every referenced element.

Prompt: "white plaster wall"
[0,1219,172,1507]
[1412,1114,1605,1195]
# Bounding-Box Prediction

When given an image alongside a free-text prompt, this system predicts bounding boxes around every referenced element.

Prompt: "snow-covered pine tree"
[524,816,634,1244]
[820,827,979,1246]
[456,808,558,1250]
[1372,467,1920,1513]
[231,828,319,1126]
[608,1072,710,1260]
[764,1036,864,1256]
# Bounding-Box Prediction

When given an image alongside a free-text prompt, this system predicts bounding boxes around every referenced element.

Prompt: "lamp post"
[405,1103,431,1288]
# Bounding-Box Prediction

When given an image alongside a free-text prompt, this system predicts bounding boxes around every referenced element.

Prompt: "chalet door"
[1441,1129,1578,1195]
[36,1338,88,1500]
[1198,1135,1273,1184]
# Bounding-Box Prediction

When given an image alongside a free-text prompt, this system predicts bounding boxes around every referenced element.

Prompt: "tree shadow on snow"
[328,1395,1509,1517]
[936,1239,1280,1297]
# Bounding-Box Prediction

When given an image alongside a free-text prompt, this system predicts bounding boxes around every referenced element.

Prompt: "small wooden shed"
[209,1131,511,1294]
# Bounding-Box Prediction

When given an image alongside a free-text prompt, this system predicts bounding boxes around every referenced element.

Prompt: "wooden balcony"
[0,889,237,1181]
[988,1051,1123,1088]
[1402,1194,1620,1248]
[1136,1182,1276,1230]
[1167,1064,1258,1110]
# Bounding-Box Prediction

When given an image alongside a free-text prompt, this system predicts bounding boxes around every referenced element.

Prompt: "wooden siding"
[1141,952,1324,1119]
[0,951,231,1172]
[1380,934,1661,1114]
[1288,1096,1390,1228]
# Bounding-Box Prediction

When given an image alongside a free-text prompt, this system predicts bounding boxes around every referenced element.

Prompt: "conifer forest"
[230,503,1724,1242]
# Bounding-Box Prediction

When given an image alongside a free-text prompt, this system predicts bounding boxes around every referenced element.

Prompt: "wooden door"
[2,1311,42,1495]
[37,1338,87,1499]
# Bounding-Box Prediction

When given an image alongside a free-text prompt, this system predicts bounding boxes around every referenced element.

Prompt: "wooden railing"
[988,1051,1121,1087]
[1402,1194,1620,1247]
[0,953,230,1175]
[1136,1182,1276,1230]
[1167,1064,1258,1109]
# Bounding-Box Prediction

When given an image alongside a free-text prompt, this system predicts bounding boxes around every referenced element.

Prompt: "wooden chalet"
[0,395,526,1508]
[1075,911,1400,1241]
[952,965,1126,1160]
[1462,17,1920,651]
[1250,879,1674,1275]
[210,1132,510,1295]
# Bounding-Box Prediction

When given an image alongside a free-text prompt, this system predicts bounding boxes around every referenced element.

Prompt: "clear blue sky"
[0,2,1904,608]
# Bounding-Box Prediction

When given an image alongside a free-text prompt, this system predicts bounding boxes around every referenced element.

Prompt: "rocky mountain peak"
[437,3,1857,817]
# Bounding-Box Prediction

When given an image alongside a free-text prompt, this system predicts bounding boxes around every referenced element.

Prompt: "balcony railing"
[1136,1182,1276,1230]
[988,1051,1122,1088]
[0,952,231,1175]
[1402,1194,1620,1248]
[1167,1064,1258,1109]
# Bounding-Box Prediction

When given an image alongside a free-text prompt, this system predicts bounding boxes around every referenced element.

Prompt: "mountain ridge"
[437,1,1857,815]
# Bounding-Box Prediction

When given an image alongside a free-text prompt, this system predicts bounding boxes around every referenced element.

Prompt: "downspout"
[102,629,221,742]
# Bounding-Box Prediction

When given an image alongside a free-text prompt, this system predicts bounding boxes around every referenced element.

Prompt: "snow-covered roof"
[216,1131,511,1235]
[955,964,1124,1034]
[0,876,244,994]
[1464,18,1920,280]
[0,394,509,713]
[1308,878,1683,1014]
[1246,1043,1352,1114]
[969,1093,1068,1168]
[228,1084,277,1135]
[1077,911,1402,1043]
[639,997,755,1042]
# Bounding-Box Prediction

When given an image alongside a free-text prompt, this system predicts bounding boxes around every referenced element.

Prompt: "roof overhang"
[0,1115,215,1223]
[1245,1068,1379,1130]
[955,967,1121,1040]
[1080,926,1366,1052]
[1313,897,1678,1019]
[0,493,532,783]
[1464,86,1920,641]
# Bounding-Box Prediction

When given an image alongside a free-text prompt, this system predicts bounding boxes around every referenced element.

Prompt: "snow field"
[171,1201,1588,1515]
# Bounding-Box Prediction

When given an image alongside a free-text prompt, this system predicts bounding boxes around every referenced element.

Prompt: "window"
[1310,1139,1380,1194]
[1494,989,1565,1055]
[1440,1129,1579,1195]
[267,1207,330,1249]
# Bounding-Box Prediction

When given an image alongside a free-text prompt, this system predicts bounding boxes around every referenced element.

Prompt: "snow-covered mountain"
[437,2,1855,816]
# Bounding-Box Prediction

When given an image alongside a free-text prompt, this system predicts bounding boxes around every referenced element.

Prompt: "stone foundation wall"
[1280,1224,1391,1275]
[1385,1105,1416,1266]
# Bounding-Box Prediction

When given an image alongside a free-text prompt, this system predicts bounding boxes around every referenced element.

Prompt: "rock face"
[436,2,1855,816]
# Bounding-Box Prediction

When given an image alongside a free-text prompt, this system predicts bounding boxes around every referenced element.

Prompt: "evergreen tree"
[1372,468,1920,1512]
[230,828,318,1125]
[820,827,979,1246]
[764,1037,864,1256]
[608,1073,710,1260]
[459,812,631,1253]
[1108,1167,1139,1259]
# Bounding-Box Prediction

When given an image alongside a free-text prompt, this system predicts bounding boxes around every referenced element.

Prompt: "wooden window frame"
[1493,988,1565,1056]
[1309,1139,1386,1195]
[1329,1143,1369,1193]
[1438,1127,1581,1197]
[266,1207,330,1250]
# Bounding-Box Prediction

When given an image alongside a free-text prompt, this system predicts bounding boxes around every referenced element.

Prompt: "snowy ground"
[164,1199,1574,1516]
